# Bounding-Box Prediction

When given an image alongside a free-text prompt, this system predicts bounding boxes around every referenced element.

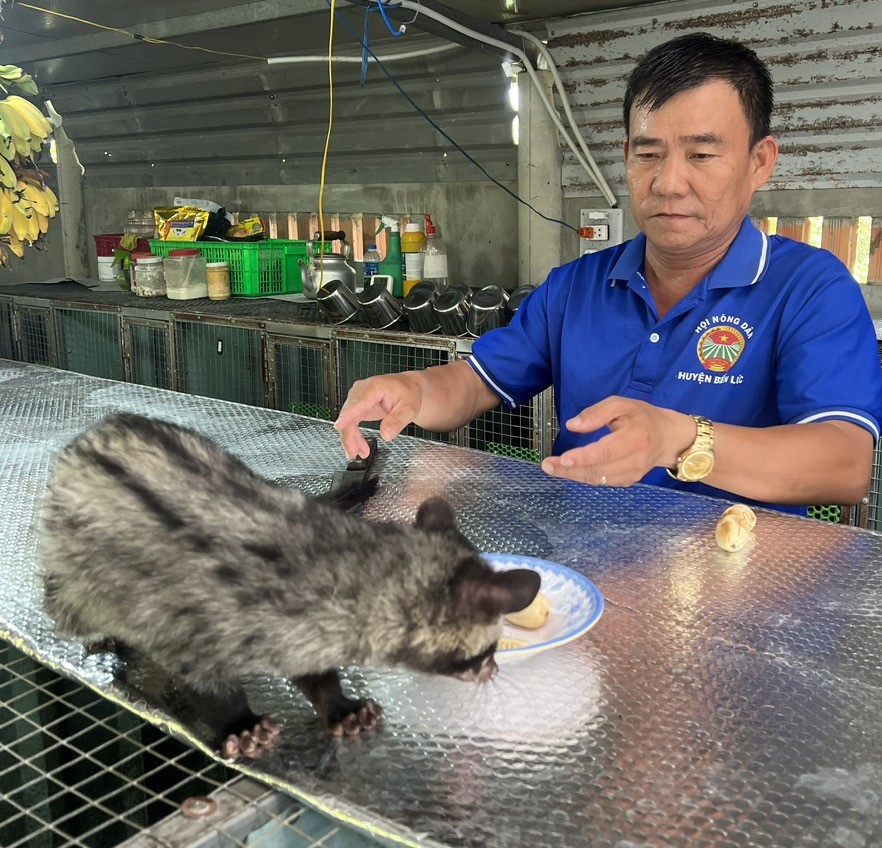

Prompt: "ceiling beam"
[1,0,331,64]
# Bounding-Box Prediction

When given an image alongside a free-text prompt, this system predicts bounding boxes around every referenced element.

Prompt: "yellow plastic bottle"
[401,222,426,296]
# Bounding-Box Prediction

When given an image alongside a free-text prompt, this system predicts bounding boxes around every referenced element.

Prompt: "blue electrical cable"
[327,0,579,235]
[372,0,405,37]
[360,8,372,85]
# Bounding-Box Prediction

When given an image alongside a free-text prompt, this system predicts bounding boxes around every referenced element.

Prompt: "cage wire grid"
[55,309,122,381]
[175,319,265,407]
[0,640,385,848]
[126,320,172,391]
[16,308,54,368]
[269,337,332,421]
[0,298,14,360]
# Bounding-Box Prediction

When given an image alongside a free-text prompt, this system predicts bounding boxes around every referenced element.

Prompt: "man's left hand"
[540,396,695,487]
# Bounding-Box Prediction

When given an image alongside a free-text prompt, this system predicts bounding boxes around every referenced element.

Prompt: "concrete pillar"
[54,124,89,278]
[517,68,562,288]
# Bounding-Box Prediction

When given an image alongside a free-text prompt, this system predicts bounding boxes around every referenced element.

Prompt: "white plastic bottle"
[363,244,381,278]
[420,214,448,290]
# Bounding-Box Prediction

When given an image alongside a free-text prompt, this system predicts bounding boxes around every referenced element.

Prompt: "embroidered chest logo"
[697,325,745,372]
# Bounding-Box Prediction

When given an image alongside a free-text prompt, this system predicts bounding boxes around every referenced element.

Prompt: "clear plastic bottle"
[420,214,448,290]
[363,244,381,279]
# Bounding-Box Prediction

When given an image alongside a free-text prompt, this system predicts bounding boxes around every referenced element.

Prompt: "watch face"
[680,450,715,481]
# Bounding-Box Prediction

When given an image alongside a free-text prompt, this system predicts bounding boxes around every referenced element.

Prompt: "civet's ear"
[450,560,541,621]
[415,496,457,533]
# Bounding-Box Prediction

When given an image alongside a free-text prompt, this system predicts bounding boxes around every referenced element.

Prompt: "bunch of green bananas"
[0,64,39,96]
[0,63,56,267]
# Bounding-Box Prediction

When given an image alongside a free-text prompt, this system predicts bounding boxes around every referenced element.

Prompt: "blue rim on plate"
[483,553,604,659]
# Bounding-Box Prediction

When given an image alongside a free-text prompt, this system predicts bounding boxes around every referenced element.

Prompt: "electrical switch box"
[579,208,624,254]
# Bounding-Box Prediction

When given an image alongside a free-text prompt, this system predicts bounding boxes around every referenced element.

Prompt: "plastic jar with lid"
[97,255,121,282]
[205,261,231,301]
[131,255,166,297]
[164,248,208,299]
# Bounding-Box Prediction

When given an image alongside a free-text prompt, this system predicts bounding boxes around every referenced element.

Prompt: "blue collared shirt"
[469,217,882,514]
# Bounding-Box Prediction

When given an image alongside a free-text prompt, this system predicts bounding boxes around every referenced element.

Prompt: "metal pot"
[358,283,404,329]
[433,287,470,337]
[316,279,361,324]
[300,230,358,299]
[466,287,507,337]
[403,286,441,334]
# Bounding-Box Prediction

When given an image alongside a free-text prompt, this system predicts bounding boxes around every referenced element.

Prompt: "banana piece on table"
[504,590,551,629]
[721,503,757,531]
[715,504,756,553]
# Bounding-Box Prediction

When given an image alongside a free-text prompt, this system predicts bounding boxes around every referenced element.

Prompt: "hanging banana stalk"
[0,62,59,267]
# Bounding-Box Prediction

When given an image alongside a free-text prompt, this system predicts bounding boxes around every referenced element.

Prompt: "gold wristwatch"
[667,415,715,482]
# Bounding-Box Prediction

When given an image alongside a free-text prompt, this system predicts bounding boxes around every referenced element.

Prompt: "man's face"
[624,79,777,258]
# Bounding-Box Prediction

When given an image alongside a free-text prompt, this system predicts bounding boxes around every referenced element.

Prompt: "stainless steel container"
[316,279,361,324]
[403,286,441,334]
[357,283,404,330]
[408,280,440,300]
[466,287,507,337]
[433,287,470,337]
[507,284,536,317]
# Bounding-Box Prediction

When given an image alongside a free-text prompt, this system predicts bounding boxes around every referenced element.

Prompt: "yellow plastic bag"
[154,206,210,241]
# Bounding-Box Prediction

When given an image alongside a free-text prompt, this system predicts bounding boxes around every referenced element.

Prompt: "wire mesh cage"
[335,332,456,442]
[462,374,544,462]
[55,308,122,380]
[0,298,14,360]
[0,641,386,848]
[867,441,882,533]
[174,320,265,407]
[124,319,172,391]
[15,306,55,367]
[267,335,332,420]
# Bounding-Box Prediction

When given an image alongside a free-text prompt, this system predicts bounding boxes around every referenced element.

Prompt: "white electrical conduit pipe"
[509,28,613,204]
[266,42,460,64]
[387,0,617,206]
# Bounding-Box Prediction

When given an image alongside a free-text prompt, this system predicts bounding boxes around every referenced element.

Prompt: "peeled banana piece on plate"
[504,591,551,629]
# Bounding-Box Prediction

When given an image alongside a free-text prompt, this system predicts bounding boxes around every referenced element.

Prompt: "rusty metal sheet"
[547,0,882,197]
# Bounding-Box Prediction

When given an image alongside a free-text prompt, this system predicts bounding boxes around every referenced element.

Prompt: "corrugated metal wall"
[546,0,882,198]
[44,38,515,189]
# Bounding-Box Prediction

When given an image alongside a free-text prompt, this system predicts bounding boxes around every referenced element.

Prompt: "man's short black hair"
[623,32,773,146]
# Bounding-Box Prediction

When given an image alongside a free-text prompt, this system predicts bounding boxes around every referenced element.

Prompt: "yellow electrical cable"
[17,3,266,62]
[317,0,337,281]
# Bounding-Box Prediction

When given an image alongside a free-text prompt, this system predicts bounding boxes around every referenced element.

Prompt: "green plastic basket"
[148,239,320,297]
[808,504,842,523]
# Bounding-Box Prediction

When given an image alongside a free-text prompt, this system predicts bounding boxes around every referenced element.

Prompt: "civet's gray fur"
[40,412,539,753]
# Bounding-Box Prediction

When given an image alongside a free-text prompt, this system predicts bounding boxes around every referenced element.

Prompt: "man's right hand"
[334,372,424,459]
[333,361,502,459]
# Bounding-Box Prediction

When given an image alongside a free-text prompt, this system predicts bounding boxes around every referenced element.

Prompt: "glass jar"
[131,255,166,297]
[124,209,157,239]
[164,248,208,299]
[205,261,231,301]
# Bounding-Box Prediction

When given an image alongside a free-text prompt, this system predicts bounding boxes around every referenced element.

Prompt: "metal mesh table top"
[2,359,882,848]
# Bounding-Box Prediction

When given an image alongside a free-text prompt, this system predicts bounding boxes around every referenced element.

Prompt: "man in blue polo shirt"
[335,33,882,514]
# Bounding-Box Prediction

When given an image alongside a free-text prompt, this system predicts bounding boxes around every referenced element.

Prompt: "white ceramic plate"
[483,553,604,661]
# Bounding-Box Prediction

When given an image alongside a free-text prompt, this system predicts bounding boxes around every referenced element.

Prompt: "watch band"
[666,415,715,482]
